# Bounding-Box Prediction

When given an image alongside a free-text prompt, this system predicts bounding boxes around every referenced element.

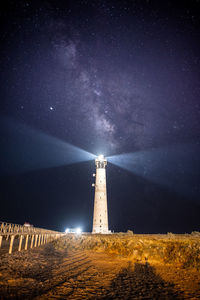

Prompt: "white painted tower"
[92,155,109,234]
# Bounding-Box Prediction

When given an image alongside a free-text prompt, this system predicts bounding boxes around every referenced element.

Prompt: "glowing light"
[98,154,104,161]
[65,227,82,234]
[76,227,82,234]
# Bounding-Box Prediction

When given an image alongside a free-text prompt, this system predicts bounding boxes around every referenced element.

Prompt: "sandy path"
[0,243,199,299]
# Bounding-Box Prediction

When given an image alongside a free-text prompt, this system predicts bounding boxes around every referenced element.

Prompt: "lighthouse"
[92,155,110,234]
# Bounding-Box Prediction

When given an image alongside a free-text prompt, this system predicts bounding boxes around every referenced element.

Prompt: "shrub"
[167,232,175,238]
[191,231,200,236]
[127,230,134,235]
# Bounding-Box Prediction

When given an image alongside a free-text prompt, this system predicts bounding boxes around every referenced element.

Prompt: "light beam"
[0,116,95,174]
[108,144,200,200]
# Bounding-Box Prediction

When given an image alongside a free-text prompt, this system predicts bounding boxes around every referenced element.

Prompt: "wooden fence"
[0,221,65,254]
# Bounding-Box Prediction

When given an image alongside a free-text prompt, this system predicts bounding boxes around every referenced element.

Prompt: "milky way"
[1,1,199,157]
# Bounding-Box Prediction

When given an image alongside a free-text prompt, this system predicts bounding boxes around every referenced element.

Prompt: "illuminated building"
[92,155,110,234]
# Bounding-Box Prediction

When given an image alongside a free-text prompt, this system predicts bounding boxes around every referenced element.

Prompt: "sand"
[0,239,199,299]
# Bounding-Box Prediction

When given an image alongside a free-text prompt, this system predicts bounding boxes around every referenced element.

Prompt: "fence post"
[18,235,23,251]
[0,236,2,248]
[25,235,29,250]
[3,224,6,234]
[34,235,38,247]
[41,234,43,245]
[30,235,34,248]
[9,235,15,254]
[6,225,10,240]
[38,234,41,246]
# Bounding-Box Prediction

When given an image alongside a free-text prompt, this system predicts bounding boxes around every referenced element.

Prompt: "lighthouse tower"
[92,155,109,234]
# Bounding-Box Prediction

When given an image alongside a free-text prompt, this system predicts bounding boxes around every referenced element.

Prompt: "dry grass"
[53,233,200,270]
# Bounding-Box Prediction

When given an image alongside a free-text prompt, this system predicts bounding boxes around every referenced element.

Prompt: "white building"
[92,155,110,234]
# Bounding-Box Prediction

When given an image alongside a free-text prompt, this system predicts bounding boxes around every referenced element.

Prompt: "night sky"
[0,0,200,233]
